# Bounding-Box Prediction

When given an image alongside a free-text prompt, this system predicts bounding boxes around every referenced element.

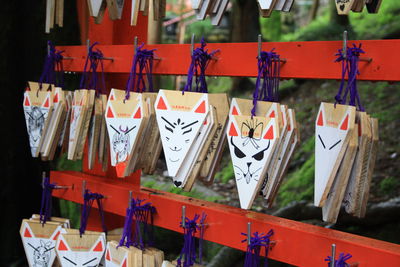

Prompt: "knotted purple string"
[252,50,281,117]
[241,229,274,267]
[39,41,64,89]
[79,190,107,236]
[325,252,352,267]
[177,213,207,267]
[183,38,218,94]
[118,198,156,249]
[125,44,155,101]
[79,42,107,95]
[39,177,56,225]
[334,44,365,111]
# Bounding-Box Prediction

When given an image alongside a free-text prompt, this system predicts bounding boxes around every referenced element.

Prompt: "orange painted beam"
[51,171,400,267]
[58,39,400,81]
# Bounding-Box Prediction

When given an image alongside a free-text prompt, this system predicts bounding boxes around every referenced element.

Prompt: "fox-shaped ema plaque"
[105,89,145,178]
[20,219,62,267]
[227,114,279,209]
[23,82,54,158]
[56,230,106,267]
[155,90,209,178]
[315,102,355,207]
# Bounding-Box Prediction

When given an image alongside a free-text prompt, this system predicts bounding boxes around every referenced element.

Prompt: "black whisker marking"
[63,256,77,265]
[181,120,198,129]
[110,125,120,134]
[161,116,175,128]
[318,134,326,149]
[124,126,136,135]
[83,257,97,266]
[329,139,342,150]
[165,126,173,133]
[28,243,39,252]
[182,129,192,135]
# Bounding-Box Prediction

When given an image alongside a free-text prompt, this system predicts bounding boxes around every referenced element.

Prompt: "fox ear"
[106,105,115,118]
[42,95,50,108]
[24,95,31,106]
[339,114,349,131]
[193,98,206,114]
[317,110,324,126]
[263,123,274,139]
[92,240,104,252]
[156,96,168,110]
[228,121,239,136]
[57,239,69,251]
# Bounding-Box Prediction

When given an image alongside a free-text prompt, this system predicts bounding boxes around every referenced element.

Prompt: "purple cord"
[325,252,352,267]
[39,41,64,89]
[79,190,107,236]
[241,229,274,267]
[252,50,281,117]
[39,177,56,225]
[125,44,156,100]
[183,38,218,94]
[334,44,365,111]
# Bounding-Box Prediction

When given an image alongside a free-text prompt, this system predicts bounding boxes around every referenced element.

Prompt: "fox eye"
[252,150,264,161]
[234,146,246,159]
[329,140,341,150]
[318,134,326,149]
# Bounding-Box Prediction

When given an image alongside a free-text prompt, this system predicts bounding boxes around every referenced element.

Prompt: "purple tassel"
[79,42,107,96]
[125,44,156,100]
[241,229,274,267]
[79,190,107,236]
[334,44,365,111]
[118,198,156,249]
[252,50,281,117]
[39,41,64,88]
[183,38,218,94]
[325,252,352,267]
[177,213,207,267]
[39,177,56,225]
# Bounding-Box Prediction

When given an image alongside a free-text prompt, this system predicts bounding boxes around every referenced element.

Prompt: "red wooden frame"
[49,1,400,266]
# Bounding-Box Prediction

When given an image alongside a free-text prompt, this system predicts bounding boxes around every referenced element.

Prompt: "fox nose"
[247,162,252,167]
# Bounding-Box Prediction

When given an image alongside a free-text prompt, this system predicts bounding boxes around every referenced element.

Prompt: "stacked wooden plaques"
[192,0,231,25]
[335,0,383,15]
[315,103,379,223]
[45,0,64,33]
[226,98,299,209]
[257,0,295,18]
[154,90,228,191]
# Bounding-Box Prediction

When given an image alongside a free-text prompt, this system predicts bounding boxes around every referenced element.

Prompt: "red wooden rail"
[58,39,400,82]
[50,171,400,267]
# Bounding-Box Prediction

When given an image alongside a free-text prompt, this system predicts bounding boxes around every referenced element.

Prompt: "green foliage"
[260,12,282,41]
[215,163,234,184]
[379,177,400,196]
[350,0,400,39]
[58,199,80,229]
[278,147,315,207]
[55,152,82,171]
[186,19,214,42]
[207,77,233,94]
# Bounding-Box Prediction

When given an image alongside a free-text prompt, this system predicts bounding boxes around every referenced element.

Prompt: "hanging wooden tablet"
[352,0,365,12]
[196,0,212,20]
[199,93,229,184]
[88,97,104,169]
[23,82,54,157]
[58,91,72,153]
[41,87,67,160]
[105,241,135,267]
[282,0,295,12]
[273,0,287,11]
[227,114,280,209]
[180,105,217,190]
[192,0,204,9]
[146,247,164,267]
[322,122,358,223]
[98,94,109,169]
[257,0,278,17]
[107,0,125,20]
[343,111,371,214]
[105,89,146,177]
[20,219,62,267]
[335,0,357,15]
[55,0,64,27]
[131,0,140,25]
[56,230,106,267]
[88,0,104,16]
[68,90,89,160]
[358,117,379,218]
[314,102,356,207]
[155,90,209,177]
[210,0,229,25]
[31,214,70,229]
[267,108,300,207]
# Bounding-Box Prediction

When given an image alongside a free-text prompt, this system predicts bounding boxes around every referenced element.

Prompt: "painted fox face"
[56,233,106,267]
[315,102,355,206]
[20,220,61,267]
[23,91,51,157]
[104,242,129,267]
[105,90,144,176]
[227,115,278,209]
[155,90,209,177]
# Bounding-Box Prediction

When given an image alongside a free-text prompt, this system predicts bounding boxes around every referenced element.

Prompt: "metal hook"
[42,172,46,189]
[258,34,286,63]
[182,206,186,228]
[128,191,133,209]
[87,38,114,62]
[247,222,251,246]
[134,36,138,52]
[47,43,51,57]
[190,34,195,56]
[331,244,336,267]
[341,31,372,62]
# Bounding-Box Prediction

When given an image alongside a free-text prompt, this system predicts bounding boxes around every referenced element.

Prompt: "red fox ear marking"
[231,106,239,115]
[317,110,323,126]
[23,227,33,238]
[194,101,206,113]
[43,97,50,108]
[58,240,68,251]
[106,106,115,118]
[133,107,141,119]
[106,249,111,261]
[157,96,167,110]
[263,124,274,140]
[24,96,31,106]
[340,114,349,131]
[229,122,238,136]
[269,110,275,118]
[92,240,103,252]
